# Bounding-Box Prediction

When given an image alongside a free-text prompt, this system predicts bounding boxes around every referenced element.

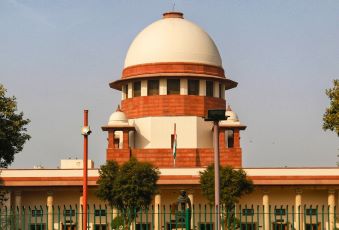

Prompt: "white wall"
[130,116,214,148]
[197,117,213,148]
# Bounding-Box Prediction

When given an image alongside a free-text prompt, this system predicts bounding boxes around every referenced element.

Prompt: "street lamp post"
[81,110,91,230]
[205,109,227,230]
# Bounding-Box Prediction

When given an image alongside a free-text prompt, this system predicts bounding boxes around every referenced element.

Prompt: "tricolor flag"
[172,123,177,167]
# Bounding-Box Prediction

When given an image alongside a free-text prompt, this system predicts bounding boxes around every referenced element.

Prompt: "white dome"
[226,110,239,122]
[220,105,241,126]
[108,110,128,126]
[124,12,222,68]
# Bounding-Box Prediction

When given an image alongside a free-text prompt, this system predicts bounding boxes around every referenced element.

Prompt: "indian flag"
[172,123,177,166]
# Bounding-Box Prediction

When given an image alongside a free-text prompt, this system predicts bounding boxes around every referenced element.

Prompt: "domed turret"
[225,105,239,123]
[107,106,128,126]
[220,105,246,128]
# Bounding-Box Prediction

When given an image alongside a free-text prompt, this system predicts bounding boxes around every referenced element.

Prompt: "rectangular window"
[199,223,213,230]
[305,224,320,230]
[61,224,76,230]
[306,209,317,216]
[242,208,254,216]
[31,210,43,217]
[271,223,287,230]
[64,209,76,216]
[133,81,141,97]
[94,209,106,217]
[30,224,46,230]
[227,130,234,148]
[274,208,286,216]
[188,79,200,95]
[94,225,107,230]
[136,223,151,230]
[241,223,256,230]
[114,138,120,149]
[167,79,180,95]
[147,80,159,96]
[206,81,214,97]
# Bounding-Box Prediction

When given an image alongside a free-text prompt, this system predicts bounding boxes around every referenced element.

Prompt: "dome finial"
[226,105,232,111]
[116,105,122,112]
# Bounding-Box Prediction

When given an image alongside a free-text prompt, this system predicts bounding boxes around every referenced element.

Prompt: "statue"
[176,190,191,229]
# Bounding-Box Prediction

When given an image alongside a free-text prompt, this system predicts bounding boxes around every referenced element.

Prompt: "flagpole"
[173,123,176,167]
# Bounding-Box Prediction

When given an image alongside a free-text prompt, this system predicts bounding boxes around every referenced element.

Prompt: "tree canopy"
[0,84,30,168]
[323,79,339,136]
[200,165,253,208]
[96,157,160,223]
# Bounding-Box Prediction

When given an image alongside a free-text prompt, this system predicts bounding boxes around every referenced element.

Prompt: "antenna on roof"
[172,0,176,11]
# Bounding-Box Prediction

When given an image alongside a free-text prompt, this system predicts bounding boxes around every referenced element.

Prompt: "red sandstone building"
[1,11,339,230]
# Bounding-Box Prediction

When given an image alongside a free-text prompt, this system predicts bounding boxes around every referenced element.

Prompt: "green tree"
[0,84,30,168]
[96,158,160,226]
[200,165,253,229]
[323,79,339,136]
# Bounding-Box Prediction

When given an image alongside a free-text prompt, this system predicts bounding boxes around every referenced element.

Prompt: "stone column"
[233,129,240,148]
[218,128,226,150]
[108,130,115,149]
[220,84,225,99]
[188,193,194,229]
[154,193,161,230]
[47,192,54,230]
[14,191,22,229]
[263,191,270,230]
[199,80,206,96]
[328,190,335,230]
[123,130,129,149]
[79,195,83,230]
[295,189,303,230]
[159,79,167,95]
[180,79,188,95]
[213,82,219,98]
[141,80,147,96]
[127,82,132,98]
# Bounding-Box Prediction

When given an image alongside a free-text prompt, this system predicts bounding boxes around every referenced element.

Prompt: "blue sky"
[1,0,338,168]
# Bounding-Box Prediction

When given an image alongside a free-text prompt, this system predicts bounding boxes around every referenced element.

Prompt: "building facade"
[1,11,338,230]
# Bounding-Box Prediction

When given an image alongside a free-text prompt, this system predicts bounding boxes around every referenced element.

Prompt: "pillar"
[295,189,303,230]
[233,129,240,148]
[213,81,219,98]
[123,130,129,149]
[79,195,83,230]
[108,130,115,149]
[263,191,270,230]
[122,85,127,100]
[154,193,161,230]
[47,192,54,230]
[220,84,225,99]
[14,191,22,229]
[141,80,147,96]
[199,80,206,96]
[180,79,188,95]
[328,190,335,230]
[128,82,132,98]
[188,193,194,229]
[160,79,167,95]
[219,128,226,149]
